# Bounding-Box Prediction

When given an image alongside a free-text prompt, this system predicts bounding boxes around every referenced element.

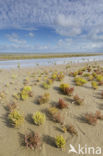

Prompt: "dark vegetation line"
[0,53,102,60]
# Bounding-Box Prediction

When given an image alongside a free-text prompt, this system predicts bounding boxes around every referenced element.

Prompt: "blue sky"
[0,0,103,53]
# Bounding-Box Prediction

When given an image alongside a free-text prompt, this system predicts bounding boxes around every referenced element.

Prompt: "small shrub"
[38,93,50,104]
[48,107,58,116]
[83,73,90,77]
[47,79,53,85]
[66,124,78,136]
[20,86,32,100]
[88,75,94,81]
[57,98,68,109]
[96,75,103,82]
[85,113,97,126]
[92,72,97,78]
[57,72,64,81]
[25,132,42,150]
[64,87,74,96]
[7,102,17,112]
[51,73,57,80]
[91,81,98,89]
[60,83,69,92]
[74,77,87,86]
[95,111,103,120]
[98,81,103,86]
[42,82,50,89]
[8,110,24,127]
[55,135,66,149]
[53,112,64,125]
[32,112,46,125]
[70,71,78,77]
[101,91,103,98]
[73,95,84,105]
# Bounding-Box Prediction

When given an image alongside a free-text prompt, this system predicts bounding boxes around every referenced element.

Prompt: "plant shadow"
[43,135,56,148]
[25,113,33,124]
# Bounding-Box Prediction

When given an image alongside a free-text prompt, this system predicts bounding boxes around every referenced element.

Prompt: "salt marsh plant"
[85,113,97,125]
[55,135,66,149]
[91,81,98,89]
[69,71,78,77]
[57,98,68,109]
[53,112,64,125]
[64,87,74,96]
[38,93,50,104]
[51,72,57,80]
[57,72,64,81]
[98,81,103,86]
[8,110,24,127]
[42,82,50,89]
[47,79,53,85]
[60,83,69,93]
[7,102,17,112]
[66,124,78,136]
[48,107,58,116]
[73,95,84,105]
[96,75,103,82]
[32,112,46,126]
[74,77,87,86]
[25,132,42,150]
[20,86,32,100]
[101,91,103,98]
[83,73,90,77]
[95,111,103,120]
[88,75,94,81]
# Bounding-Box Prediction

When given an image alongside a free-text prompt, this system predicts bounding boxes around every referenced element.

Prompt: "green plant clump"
[60,83,69,92]
[91,81,98,89]
[8,110,24,127]
[20,86,32,100]
[32,111,46,125]
[55,135,66,149]
[74,77,87,86]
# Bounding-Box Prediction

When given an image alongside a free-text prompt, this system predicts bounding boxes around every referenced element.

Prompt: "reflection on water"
[0,55,103,69]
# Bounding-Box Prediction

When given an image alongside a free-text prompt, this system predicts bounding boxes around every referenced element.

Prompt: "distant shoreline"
[0,53,102,60]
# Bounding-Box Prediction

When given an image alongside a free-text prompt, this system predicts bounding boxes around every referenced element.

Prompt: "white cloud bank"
[0,0,103,52]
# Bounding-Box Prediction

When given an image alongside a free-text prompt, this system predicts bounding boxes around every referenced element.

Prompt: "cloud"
[0,0,103,52]
[7,33,27,45]
[0,0,103,39]
[28,32,34,37]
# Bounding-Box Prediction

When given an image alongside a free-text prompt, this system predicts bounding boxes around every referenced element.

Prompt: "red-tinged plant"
[87,68,91,72]
[66,124,78,136]
[78,71,83,75]
[7,102,17,112]
[73,95,84,105]
[95,111,103,120]
[98,81,103,86]
[64,87,74,96]
[38,93,50,104]
[85,113,97,126]
[25,132,42,150]
[101,91,103,98]
[57,98,68,109]
[53,112,64,125]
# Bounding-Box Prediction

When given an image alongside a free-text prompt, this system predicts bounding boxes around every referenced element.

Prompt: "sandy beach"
[0,61,103,156]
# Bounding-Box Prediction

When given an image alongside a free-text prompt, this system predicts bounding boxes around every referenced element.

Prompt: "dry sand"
[0,61,103,156]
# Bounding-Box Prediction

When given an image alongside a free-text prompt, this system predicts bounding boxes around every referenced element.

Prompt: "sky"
[0,0,103,53]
